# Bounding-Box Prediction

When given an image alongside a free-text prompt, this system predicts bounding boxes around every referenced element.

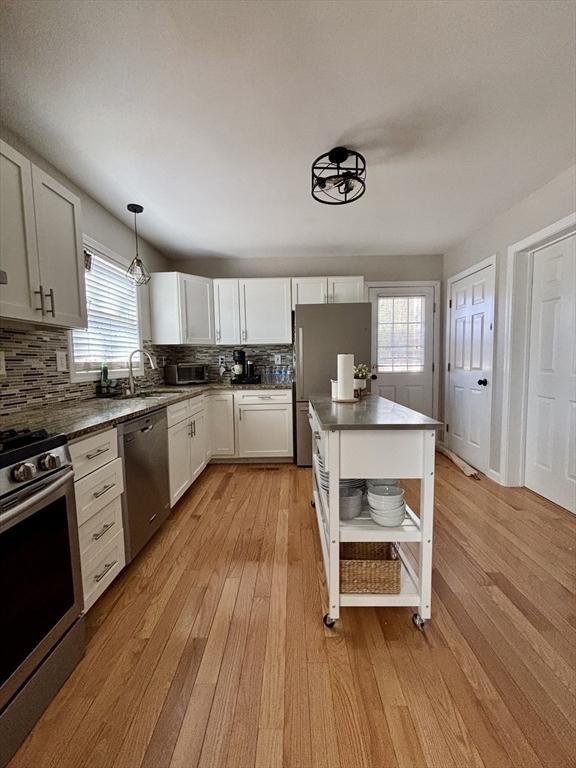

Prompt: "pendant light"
[311,146,366,205]
[126,203,151,286]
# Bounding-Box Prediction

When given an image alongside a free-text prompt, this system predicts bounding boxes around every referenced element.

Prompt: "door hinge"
[447,362,451,372]
[432,362,435,372]
[449,299,452,309]
[433,302,436,313]
[446,424,449,433]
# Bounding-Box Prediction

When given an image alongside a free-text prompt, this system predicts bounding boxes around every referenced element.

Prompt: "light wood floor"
[10,456,576,768]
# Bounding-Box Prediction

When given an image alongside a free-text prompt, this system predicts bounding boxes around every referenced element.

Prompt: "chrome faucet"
[128,348,157,396]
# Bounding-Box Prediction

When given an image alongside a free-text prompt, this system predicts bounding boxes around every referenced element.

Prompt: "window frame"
[68,236,144,383]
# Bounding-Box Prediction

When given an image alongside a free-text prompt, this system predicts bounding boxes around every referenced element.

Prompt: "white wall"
[0,126,170,273]
[443,165,576,475]
[172,253,443,281]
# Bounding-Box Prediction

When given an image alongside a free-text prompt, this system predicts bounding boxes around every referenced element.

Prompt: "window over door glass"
[376,295,425,372]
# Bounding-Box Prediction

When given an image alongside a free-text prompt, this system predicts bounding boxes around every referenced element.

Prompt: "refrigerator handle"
[297,326,304,397]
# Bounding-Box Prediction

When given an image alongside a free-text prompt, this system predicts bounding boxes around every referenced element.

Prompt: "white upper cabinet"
[0,141,40,322]
[238,278,292,344]
[291,277,328,308]
[327,276,364,303]
[0,139,86,328]
[213,278,241,344]
[150,272,214,345]
[31,166,86,328]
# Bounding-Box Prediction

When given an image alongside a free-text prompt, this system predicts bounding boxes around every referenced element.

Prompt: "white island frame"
[309,398,438,628]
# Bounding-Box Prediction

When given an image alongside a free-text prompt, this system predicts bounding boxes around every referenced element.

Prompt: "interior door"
[32,165,86,328]
[447,264,495,472]
[525,234,575,511]
[369,286,434,416]
[0,140,41,322]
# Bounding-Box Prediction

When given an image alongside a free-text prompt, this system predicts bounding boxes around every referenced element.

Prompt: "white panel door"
[207,394,235,456]
[369,286,434,416]
[236,403,293,457]
[447,264,495,472]
[239,278,292,344]
[32,165,86,328]
[328,276,364,303]
[168,419,192,506]
[213,279,241,344]
[525,235,576,511]
[0,140,41,322]
[291,277,327,307]
[180,274,214,344]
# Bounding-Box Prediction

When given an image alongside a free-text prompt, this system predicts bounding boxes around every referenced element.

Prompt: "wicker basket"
[340,542,401,594]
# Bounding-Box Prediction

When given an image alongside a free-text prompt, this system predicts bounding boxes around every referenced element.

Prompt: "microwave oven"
[164,364,209,385]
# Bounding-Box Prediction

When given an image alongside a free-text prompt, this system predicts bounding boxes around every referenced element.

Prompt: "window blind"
[376,295,425,373]
[71,251,140,373]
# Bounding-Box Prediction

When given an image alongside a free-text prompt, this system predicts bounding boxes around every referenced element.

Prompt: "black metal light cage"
[311,146,366,205]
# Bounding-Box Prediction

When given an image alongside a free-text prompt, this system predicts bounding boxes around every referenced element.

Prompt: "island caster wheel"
[311,500,316,508]
[323,613,336,628]
[412,613,426,631]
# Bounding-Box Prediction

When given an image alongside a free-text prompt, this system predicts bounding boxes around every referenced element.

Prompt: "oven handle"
[0,468,74,527]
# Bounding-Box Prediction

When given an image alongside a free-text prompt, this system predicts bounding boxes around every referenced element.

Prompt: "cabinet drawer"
[70,428,118,479]
[234,389,292,405]
[189,395,204,418]
[167,399,191,427]
[75,457,124,526]
[82,529,126,611]
[78,495,123,557]
[309,404,328,464]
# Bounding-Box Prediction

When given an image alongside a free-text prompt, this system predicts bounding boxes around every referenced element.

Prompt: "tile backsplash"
[0,320,292,416]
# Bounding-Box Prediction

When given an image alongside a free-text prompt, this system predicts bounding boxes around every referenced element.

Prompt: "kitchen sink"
[122,389,186,399]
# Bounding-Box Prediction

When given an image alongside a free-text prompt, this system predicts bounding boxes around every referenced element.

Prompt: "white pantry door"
[369,286,434,416]
[447,264,495,472]
[525,234,576,512]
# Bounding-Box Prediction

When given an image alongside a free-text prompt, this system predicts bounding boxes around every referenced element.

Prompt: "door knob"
[477,378,488,386]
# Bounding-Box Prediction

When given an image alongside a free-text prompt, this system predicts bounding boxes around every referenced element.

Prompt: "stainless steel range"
[0,428,85,768]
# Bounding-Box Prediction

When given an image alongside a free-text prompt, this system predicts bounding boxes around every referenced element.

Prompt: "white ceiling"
[1,0,574,260]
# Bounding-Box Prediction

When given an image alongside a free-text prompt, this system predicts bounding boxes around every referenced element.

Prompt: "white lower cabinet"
[235,393,293,458]
[207,393,235,457]
[71,427,126,611]
[167,396,206,506]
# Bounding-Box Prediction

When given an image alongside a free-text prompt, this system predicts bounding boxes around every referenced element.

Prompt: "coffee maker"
[231,349,261,384]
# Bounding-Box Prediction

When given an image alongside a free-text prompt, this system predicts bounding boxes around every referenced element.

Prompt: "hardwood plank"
[9,461,576,768]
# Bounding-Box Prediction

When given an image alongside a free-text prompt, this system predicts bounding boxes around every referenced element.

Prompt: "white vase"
[354,378,367,390]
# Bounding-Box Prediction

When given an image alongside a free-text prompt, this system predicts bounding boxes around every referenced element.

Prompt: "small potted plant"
[353,363,371,397]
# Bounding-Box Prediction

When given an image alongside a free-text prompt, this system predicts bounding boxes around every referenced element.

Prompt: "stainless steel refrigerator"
[293,302,372,466]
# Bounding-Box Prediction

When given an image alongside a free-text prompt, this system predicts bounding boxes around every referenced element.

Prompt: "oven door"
[0,467,83,711]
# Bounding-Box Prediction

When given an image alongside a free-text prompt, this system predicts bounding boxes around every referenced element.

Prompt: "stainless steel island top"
[309,394,442,431]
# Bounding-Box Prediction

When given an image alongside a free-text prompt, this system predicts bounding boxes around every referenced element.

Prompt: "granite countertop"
[310,394,442,431]
[1,383,293,441]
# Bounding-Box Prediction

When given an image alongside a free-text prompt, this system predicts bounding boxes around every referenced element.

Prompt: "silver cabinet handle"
[257,395,273,400]
[148,513,157,523]
[34,284,46,315]
[45,288,55,317]
[86,445,110,460]
[93,482,115,499]
[94,560,117,583]
[216,329,221,341]
[92,521,115,541]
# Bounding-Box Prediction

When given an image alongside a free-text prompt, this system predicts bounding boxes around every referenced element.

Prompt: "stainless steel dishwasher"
[118,409,170,563]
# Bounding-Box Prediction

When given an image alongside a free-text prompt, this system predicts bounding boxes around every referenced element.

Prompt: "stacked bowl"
[367,485,406,527]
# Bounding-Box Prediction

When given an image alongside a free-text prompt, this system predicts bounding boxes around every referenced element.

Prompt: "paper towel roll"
[337,354,355,401]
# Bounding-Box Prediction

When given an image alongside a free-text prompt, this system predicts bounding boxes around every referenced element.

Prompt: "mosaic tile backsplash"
[0,320,293,416]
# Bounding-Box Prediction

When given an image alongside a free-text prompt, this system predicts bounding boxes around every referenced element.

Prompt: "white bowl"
[368,494,405,509]
[368,485,404,499]
[370,508,405,527]
[366,479,399,488]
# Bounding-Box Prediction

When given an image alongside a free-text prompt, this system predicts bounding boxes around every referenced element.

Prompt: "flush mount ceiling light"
[311,146,366,205]
[126,203,151,286]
